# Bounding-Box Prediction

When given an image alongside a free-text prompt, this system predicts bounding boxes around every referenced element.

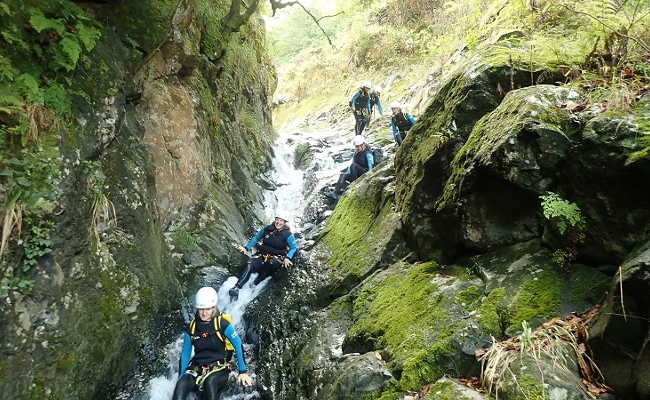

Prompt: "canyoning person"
[349,81,372,136]
[173,286,252,400]
[228,216,298,300]
[390,102,417,145]
[334,135,374,196]
[369,86,384,117]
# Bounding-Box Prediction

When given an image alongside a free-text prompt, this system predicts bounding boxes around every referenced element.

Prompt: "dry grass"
[90,192,116,246]
[479,306,609,398]
[0,199,22,258]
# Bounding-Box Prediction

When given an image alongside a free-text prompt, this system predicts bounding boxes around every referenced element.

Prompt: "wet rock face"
[589,241,650,399]
[0,1,274,399]
[139,81,208,223]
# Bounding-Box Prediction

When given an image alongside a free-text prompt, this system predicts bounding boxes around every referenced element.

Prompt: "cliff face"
[0,1,275,399]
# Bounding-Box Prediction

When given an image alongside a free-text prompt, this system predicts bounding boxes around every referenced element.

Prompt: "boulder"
[589,240,650,399]
[422,377,488,399]
[314,161,410,301]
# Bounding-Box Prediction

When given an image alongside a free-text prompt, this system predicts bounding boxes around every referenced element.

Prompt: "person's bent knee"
[203,370,228,400]
[172,373,197,400]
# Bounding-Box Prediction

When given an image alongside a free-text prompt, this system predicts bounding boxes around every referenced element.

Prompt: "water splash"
[144,273,269,400]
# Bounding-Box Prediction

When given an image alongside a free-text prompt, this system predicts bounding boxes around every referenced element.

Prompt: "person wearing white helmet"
[229,216,298,299]
[389,102,417,145]
[173,286,252,400]
[333,135,375,195]
[349,81,373,135]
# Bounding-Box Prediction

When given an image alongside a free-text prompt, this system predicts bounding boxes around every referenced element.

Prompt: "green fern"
[15,74,44,105]
[28,8,65,34]
[0,55,17,82]
[53,36,81,71]
[0,2,11,16]
[43,83,71,115]
[76,23,101,51]
[540,192,585,235]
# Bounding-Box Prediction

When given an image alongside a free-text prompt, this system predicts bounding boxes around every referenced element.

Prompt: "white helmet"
[390,102,402,109]
[195,286,218,308]
[361,81,372,89]
[352,136,365,146]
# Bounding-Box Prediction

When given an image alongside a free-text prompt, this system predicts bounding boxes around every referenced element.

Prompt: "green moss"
[478,288,510,339]
[519,374,549,400]
[509,270,563,331]
[437,85,574,211]
[348,262,461,391]
[394,70,471,215]
[457,285,483,311]
[323,182,400,288]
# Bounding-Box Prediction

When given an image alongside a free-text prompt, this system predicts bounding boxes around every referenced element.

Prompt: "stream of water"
[137,134,307,400]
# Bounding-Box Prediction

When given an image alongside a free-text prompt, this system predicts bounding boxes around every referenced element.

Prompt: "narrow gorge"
[1,1,649,400]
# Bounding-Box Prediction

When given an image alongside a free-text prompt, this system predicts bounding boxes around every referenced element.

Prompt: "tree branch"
[316,11,344,23]
[225,0,262,33]
[268,0,337,47]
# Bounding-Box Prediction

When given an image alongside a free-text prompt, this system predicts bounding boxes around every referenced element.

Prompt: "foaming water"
[217,274,270,332]
[145,274,268,400]
[133,133,311,400]
[263,138,305,228]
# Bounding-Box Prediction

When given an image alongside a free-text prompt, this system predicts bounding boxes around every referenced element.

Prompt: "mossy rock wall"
[316,160,410,301]
[0,1,275,399]
[395,77,650,262]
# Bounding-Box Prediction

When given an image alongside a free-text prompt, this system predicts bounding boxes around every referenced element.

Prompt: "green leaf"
[15,177,30,187]
[76,23,101,51]
[0,169,13,177]
[15,73,44,104]
[28,8,65,34]
[0,2,11,16]
[53,36,81,71]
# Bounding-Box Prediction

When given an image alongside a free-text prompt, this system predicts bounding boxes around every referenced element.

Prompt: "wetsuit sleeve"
[245,228,266,250]
[350,91,359,108]
[178,332,192,377]
[223,324,248,373]
[366,97,372,113]
[407,114,417,124]
[366,152,374,171]
[286,234,298,259]
[391,120,398,136]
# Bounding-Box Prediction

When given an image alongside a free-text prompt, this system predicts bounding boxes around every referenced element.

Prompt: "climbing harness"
[193,362,229,390]
[189,313,236,353]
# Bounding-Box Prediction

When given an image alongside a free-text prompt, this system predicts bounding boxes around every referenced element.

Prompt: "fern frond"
[28,8,65,34]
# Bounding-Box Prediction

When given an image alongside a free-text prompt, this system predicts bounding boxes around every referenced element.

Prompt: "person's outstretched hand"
[238,245,247,254]
[237,373,253,386]
[283,258,293,268]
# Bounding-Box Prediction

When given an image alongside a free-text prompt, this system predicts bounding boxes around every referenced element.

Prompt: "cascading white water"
[141,135,307,400]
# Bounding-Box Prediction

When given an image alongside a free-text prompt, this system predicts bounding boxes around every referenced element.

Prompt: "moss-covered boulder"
[394,62,560,260]
[471,240,610,337]
[343,261,488,391]
[422,378,488,400]
[396,79,650,262]
[491,345,590,400]
[334,240,608,397]
[315,161,410,301]
[589,240,650,399]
